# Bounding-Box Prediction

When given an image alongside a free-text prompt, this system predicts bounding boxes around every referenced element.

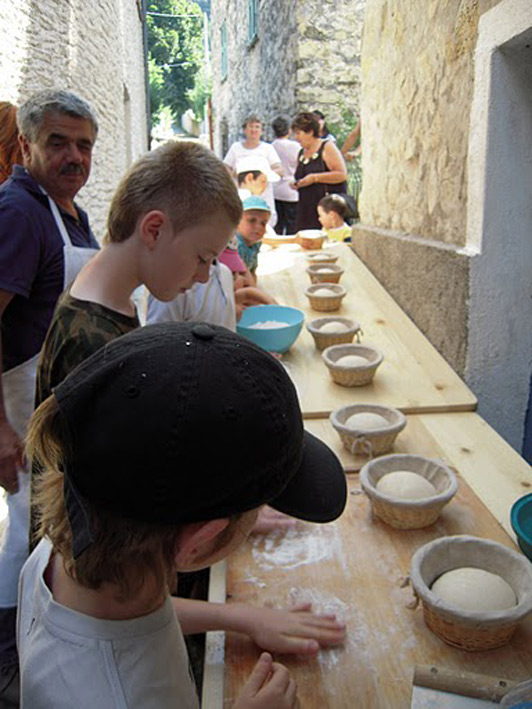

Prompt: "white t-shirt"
[18,538,199,709]
[272,138,300,203]
[147,262,236,332]
[224,141,281,226]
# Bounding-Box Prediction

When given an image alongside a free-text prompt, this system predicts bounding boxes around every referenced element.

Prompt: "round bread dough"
[345,412,388,430]
[431,567,517,612]
[320,321,349,333]
[317,267,335,273]
[313,287,334,296]
[336,354,368,367]
[376,471,436,500]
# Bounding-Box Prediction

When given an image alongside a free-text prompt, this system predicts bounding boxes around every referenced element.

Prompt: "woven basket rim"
[322,343,383,370]
[410,535,532,625]
[307,317,360,335]
[359,454,458,508]
[306,263,344,275]
[307,253,339,263]
[305,284,346,297]
[330,404,407,436]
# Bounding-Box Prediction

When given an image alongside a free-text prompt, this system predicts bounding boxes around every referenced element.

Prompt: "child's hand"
[234,653,298,709]
[250,505,297,534]
[235,287,277,320]
[233,602,346,655]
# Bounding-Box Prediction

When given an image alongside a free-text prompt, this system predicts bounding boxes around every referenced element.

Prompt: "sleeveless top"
[294,141,347,230]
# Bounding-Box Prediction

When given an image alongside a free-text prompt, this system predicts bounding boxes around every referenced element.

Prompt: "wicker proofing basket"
[330,403,406,458]
[305,284,347,312]
[322,343,383,386]
[307,263,344,284]
[307,252,339,265]
[307,317,361,351]
[359,454,458,529]
[410,535,532,651]
[297,230,326,250]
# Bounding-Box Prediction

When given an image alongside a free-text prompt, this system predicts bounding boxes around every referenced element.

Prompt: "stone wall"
[294,0,365,127]
[211,0,365,157]
[0,0,148,240]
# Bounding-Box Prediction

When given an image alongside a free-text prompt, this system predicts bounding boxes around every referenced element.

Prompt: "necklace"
[299,139,322,165]
[299,151,319,165]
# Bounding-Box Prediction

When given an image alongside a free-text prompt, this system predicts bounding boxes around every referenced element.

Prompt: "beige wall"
[0,0,148,240]
[354,0,501,376]
[360,0,500,245]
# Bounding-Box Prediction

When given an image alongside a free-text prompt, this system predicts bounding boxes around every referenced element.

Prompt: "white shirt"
[147,262,236,332]
[18,538,199,709]
[224,141,281,226]
[272,138,300,203]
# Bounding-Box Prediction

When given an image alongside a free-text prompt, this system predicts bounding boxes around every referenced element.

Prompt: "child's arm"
[172,597,346,654]
[234,653,298,709]
[234,286,276,320]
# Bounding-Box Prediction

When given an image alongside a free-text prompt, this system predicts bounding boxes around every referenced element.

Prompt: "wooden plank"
[256,244,477,417]
[222,477,532,709]
[202,561,227,709]
[304,412,532,537]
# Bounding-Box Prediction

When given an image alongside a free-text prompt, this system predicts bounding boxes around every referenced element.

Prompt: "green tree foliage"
[147,0,205,124]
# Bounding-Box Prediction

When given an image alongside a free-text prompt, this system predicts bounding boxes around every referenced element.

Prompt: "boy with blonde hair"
[21,323,347,707]
[30,141,347,700]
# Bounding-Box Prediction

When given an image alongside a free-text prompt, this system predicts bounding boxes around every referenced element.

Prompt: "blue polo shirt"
[0,166,99,371]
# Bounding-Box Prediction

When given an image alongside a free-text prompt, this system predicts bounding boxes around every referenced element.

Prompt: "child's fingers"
[246,652,273,694]
[285,677,298,707]
[267,662,292,693]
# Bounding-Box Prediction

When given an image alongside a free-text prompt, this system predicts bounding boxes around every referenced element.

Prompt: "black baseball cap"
[53,322,347,557]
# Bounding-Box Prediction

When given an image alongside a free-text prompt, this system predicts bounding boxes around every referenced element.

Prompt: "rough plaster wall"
[0,0,148,240]
[360,0,500,245]
[294,0,364,123]
[211,0,298,156]
[352,225,470,374]
[465,1,532,451]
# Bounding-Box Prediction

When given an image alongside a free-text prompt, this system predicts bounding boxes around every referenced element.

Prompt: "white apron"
[0,192,98,607]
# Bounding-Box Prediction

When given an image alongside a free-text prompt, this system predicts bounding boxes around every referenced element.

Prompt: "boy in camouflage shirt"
[31,140,347,688]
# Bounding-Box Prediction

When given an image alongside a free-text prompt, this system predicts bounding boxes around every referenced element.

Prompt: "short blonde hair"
[106,141,242,244]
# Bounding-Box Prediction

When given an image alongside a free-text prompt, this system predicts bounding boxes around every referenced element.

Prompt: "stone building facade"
[210,0,365,155]
[0,0,148,240]
[355,0,532,453]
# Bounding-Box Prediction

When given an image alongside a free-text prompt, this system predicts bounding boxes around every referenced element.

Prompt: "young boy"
[235,155,280,202]
[20,322,348,707]
[31,140,346,681]
[317,194,353,242]
[236,195,271,279]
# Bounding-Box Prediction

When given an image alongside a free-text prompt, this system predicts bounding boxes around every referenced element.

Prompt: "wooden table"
[256,244,477,417]
[305,412,532,537]
[203,413,532,709]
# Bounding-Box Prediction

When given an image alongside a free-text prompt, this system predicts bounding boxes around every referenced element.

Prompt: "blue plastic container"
[237,304,304,353]
[511,493,532,562]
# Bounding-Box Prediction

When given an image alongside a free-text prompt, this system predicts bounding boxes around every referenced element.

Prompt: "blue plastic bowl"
[237,305,304,353]
[511,493,532,562]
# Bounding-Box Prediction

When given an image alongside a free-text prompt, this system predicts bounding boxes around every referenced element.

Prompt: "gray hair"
[17,90,99,142]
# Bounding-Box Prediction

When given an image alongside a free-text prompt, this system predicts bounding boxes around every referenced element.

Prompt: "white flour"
[250,524,347,572]
[248,320,289,329]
